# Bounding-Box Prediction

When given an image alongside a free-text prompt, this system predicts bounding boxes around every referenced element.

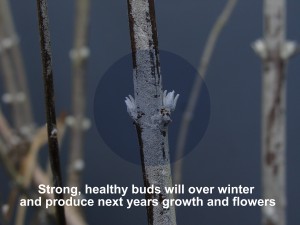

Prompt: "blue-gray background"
[1,0,300,224]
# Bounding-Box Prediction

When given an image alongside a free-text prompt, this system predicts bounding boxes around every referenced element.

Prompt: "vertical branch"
[0,23,23,131]
[35,1,66,225]
[252,0,297,225]
[0,0,34,137]
[67,0,90,190]
[126,0,178,224]
[173,0,238,186]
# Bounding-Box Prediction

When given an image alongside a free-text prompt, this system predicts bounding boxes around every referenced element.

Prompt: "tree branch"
[35,1,66,224]
[0,132,86,225]
[126,0,177,224]
[0,23,24,132]
[67,0,91,192]
[173,0,238,186]
[256,1,297,225]
[0,0,34,138]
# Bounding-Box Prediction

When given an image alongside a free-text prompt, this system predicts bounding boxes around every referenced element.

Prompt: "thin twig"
[0,0,34,137]
[15,115,66,225]
[67,0,90,191]
[35,1,66,224]
[173,0,238,186]
[0,23,24,131]
[0,135,86,225]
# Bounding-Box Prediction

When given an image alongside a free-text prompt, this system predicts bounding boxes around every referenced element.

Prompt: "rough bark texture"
[36,1,66,225]
[126,0,177,224]
[261,0,287,224]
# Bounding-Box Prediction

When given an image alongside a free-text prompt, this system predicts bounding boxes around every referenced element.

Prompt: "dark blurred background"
[0,0,300,224]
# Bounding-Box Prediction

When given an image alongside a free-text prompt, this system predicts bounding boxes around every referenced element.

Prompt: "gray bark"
[126,0,177,224]
[252,0,297,224]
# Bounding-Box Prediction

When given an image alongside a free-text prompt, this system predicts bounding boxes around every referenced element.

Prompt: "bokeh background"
[1,0,300,224]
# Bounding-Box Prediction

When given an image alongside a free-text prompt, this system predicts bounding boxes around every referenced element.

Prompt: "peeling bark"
[126,0,177,224]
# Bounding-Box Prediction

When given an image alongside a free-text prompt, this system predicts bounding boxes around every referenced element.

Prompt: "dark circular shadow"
[94,50,210,164]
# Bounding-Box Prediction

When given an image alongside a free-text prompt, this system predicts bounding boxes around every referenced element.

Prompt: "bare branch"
[1,135,86,225]
[0,0,34,137]
[126,0,177,224]
[256,0,297,224]
[35,0,66,224]
[67,0,91,192]
[15,115,67,225]
[0,25,24,131]
[33,167,88,225]
[173,0,238,186]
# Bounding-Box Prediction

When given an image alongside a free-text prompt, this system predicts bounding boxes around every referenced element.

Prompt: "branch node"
[1,204,9,215]
[2,92,26,104]
[125,95,137,120]
[150,91,179,127]
[50,126,58,139]
[280,41,298,60]
[20,124,35,138]
[0,36,19,52]
[163,90,179,112]
[65,116,91,130]
[252,39,268,59]
[262,205,278,222]
[69,47,90,60]
[72,159,85,172]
